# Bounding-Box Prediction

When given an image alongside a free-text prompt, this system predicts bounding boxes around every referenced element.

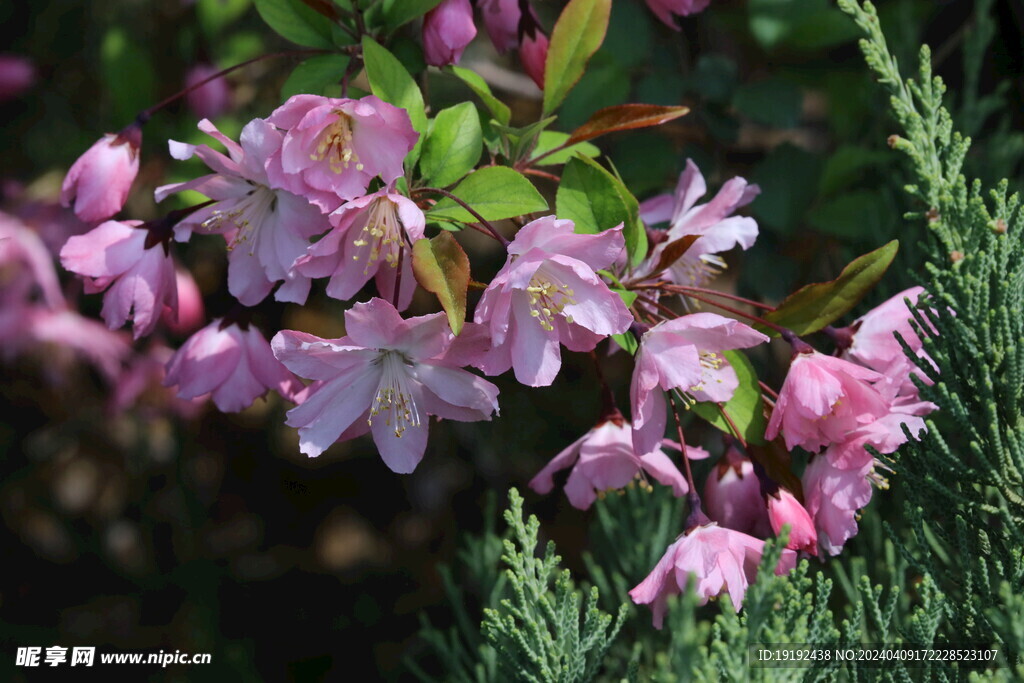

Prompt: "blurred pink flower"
[60,220,177,339]
[765,351,890,453]
[519,30,548,89]
[164,319,302,413]
[161,268,205,335]
[265,95,418,211]
[802,454,874,556]
[630,523,796,627]
[528,418,704,509]
[0,54,36,101]
[703,447,770,537]
[294,188,425,310]
[631,313,767,454]
[766,488,817,554]
[156,118,330,306]
[423,0,477,66]
[111,343,203,419]
[644,0,711,29]
[474,217,633,387]
[60,126,141,223]
[639,159,759,288]
[272,298,500,472]
[184,63,232,121]
[0,212,64,309]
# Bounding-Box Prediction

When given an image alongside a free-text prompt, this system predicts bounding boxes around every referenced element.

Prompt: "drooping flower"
[60,220,178,339]
[630,313,767,454]
[520,29,549,90]
[164,319,302,413]
[644,0,711,29]
[294,188,425,310]
[764,351,891,453]
[474,216,633,387]
[702,447,771,537]
[264,95,418,211]
[423,0,477,66]
[272,298,500,473]
[161,267,205,335]
[479,0,522,53]
[638,159,759,289]
[802,454,875,556]
[156,118,330,306]
[528,417,705,510]
[629,522,796,627]
[766,488,818,554]
[184,63,232,121]
[60,126,142,223]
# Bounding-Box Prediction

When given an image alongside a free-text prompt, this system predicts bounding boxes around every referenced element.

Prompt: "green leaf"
[750,143,823,235]
[543,0,612,116]
[733,78,803,129]
[426,167,548,223]
[530,131,600,166]
[817,145,890,195]
[253,0,334,48]
[761,240,899,335]
[610,290,638,354]
[380,0,443,30]
[101,28,156,123]
[280,54,349,99]
[691,350,767,446]
[556,156,646,266]
[808,190,891,241]
[412,232,470,335]
[361,36,427,166]
[420,102,483,188]
[448,66,512,125]
[197,0,251,36]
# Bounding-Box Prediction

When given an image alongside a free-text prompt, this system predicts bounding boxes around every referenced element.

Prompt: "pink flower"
[644,0,711,29]
[765,351,890,453]
[272,298,500,473]
[111,343,203,419]
[423,0,477,66]
[766,489,817,554]
[630,313,767,454]
[156,118,330,306]
[703,447,770,537]
[164,319,302,413]
[0,212,64,310]
[161,268,205,335]
[60,126,142,223]
[294,188,425,310]
[802,454,874,556]
[528,418,705,510]
[0,54,35,101]
[265,95,418,212]
[60,220,178,339]
[479,0,521,53]
[520,30,548,90]
[629,523,796,627]
[474,217,633,387]
[184,63,232,121]
[825,406,928,469]
[639,159,759,288]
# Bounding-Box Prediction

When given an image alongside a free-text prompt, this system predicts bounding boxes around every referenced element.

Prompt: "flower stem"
[665,284,776,311]
[413,187,510,246]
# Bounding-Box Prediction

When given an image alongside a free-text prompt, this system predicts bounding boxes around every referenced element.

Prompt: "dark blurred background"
[2,0,1023,680]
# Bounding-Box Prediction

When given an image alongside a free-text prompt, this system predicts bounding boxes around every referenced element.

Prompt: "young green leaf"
[691,350,768,446]
[280,54,349,99]
[420,102,483,188]
[761,240,899,335]
[566,103,689,145]
[412,232,470,335]
[543,0,612,116]
[426,167,548,223]
[448,65,512,125]
[253,0,334,48]
[361,35,427,136]
[529,131,600,166]
[380,0,444,31]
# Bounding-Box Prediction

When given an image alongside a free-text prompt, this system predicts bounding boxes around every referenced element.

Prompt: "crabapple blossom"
[60,220,178,340]
[644,0,711,29]
[156,118,330,306]
[60,126,141,223]
[528,417,705,510]
[630,313,767,455]
[802,453,875,556]
[422,0,477,66]
[474,216,633,387]
[264,95,418,211]
[766,488,818,554]
[272,298,499,473]
[702,447,771,537]
[294,188,425,311]
[184,63,232,121]
[479,0,521,53]
[629,522,796,627]
[161,268,205,335]
[765,351,891,453]
[164,319,302,413]
[520,30,549,90]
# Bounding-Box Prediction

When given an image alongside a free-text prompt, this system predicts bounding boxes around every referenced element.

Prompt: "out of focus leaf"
[692,350,768,446]
[101,28,156,123]
[426,167,548,223]
[558,61,630,130]
[412,232,470,335]
[380,0,443,30]
[197,0,251,36]
[818,146,890,195]
[253,0,334,48]
[566,104,689,145]
[751,143,823,235]
[543,0,612,116]
[420,102,483,188]
[808,191,889,241]
[448,66,512,125]
[688,55,738,103]
[733,79,802,129]
[280,54,348,99]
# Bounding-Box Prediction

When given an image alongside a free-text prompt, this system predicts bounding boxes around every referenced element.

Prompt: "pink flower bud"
[60,128,141,223]
[766,489,818,554]
[184,63,232,121]
[519,30,548,89]
[422,0,477,67]
[702,447,770,537]
[162,268,205,335]
[479,0,520,53]
[0,54,36,101]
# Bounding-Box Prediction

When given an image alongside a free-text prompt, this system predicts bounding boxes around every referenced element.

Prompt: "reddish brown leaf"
[566,104,690,145]
[643,234,699,279]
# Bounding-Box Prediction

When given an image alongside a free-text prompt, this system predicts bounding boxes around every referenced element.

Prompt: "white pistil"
[202,184,276,256]
[368,351,420,438]
[310,111,364,173]
[350,198,404,275]
[525,266,577,332]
